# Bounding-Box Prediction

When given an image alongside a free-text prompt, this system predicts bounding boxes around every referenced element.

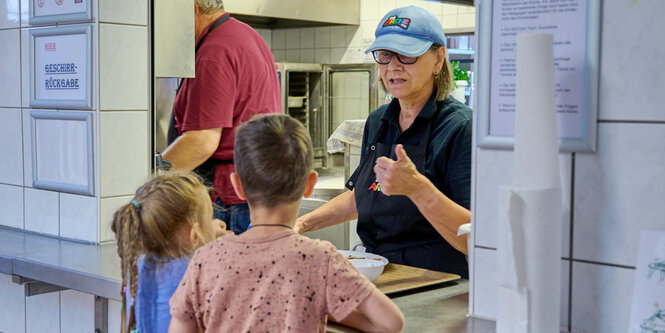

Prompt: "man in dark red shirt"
[162,0,280,234]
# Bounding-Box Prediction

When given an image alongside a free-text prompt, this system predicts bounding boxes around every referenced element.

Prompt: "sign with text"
[30,0,91,24]
[476,0,600,152]
[30,25,92,109]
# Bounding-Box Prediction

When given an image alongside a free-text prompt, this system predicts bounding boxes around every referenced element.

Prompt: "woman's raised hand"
[373,144,425,197]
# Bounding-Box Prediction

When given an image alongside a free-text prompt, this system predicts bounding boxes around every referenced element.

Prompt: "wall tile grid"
[0,0,148,330]
[0,273,26,333]
[1,272,120,333]
[269,0,475,65]
[0,0,151,242]
[471,1,665,332]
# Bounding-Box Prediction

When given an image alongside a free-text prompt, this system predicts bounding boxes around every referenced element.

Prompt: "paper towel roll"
[514,33,560,189]
[497,187,562,333]
[496,32,563,333]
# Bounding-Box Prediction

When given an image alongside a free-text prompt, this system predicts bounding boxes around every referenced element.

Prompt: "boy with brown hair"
[169,114,404,332]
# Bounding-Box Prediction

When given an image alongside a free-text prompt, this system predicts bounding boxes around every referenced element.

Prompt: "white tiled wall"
[0,184,24,229]
[598,0,665,122]
[59,192,98,243]
[471,1,665,332]
[25,292,59,333]
[99,24,149,111]
[0,30,21,108]
[0,108,24,186]
[99,111,150,197]
[0,273,25,333]
[2,0,151,242]
[109,299,123,333]
[99,0,148,26]
[570,262,635,333]
[0,274,119,333]
[100,195,134,243]
[21,108,37,188]
[60,290,95,332]
[270,0,475,64]
[20,27,30,108]
[574,123,665,267]
[0,1,148,332]
[0,0,20,29]
[24,187,59,236]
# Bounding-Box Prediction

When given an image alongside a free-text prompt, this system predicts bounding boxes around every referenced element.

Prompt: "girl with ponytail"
[111,172,226,333]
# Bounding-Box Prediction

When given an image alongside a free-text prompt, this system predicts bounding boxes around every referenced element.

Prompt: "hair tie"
[130,199,142,216]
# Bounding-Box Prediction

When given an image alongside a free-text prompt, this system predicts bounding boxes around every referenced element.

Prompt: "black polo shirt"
[347,93,472,209]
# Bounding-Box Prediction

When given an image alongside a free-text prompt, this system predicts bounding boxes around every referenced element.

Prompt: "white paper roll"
[497,187,562,333]
[496,32,563,333]
[514,33,559,189]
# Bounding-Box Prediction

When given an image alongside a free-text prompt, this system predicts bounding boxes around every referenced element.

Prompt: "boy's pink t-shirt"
[169,229,375,332]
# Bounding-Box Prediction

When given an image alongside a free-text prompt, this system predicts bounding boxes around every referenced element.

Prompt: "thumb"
[395,144,411,163]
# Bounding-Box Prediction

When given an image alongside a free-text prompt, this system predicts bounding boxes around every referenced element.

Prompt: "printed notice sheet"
[489,0,587,139]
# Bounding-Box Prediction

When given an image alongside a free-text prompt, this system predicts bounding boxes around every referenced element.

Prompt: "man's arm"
[162,128,222,172]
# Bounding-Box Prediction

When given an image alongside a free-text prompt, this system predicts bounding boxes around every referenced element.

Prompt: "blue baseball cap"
[365,6,447,58]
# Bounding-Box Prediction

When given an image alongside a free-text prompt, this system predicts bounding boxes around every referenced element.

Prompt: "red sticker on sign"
[45,42,56,52]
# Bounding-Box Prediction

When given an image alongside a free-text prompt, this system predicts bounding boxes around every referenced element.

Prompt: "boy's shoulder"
[291,233,338,254]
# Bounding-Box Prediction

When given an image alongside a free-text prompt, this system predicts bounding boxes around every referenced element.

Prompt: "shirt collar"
[381,90,439,124]
[196,12,231,44]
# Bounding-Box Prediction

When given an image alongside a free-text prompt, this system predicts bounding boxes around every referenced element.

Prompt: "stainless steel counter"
[0,226,121,300]
[327,280,495,333]
[0,226,497,333]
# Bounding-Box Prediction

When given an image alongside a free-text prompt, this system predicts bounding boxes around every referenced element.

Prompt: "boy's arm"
[334,289,404,333]
[168,316,198,333]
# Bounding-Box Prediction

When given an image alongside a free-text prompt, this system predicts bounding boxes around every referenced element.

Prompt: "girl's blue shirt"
[125,255,191,333]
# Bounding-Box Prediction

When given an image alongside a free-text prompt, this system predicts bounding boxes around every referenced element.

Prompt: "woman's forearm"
[296,190,358,233]
[408,175,470,254]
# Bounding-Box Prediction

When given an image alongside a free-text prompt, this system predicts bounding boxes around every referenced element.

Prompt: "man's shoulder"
[207,17,263,44]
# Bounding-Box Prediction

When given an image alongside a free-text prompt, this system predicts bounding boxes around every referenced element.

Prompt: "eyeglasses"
[372,50,419,65]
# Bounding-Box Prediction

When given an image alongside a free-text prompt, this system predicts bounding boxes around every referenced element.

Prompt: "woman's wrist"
[406,173,433,199]
[294,216,310,233]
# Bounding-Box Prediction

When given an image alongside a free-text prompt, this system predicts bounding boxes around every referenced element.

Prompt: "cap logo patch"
[383,15,410,29]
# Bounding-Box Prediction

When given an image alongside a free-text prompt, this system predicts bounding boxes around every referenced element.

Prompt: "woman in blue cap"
[296,6,471,278]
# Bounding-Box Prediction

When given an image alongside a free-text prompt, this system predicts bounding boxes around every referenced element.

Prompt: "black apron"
[167,14,232,187]
[352,107,468,277]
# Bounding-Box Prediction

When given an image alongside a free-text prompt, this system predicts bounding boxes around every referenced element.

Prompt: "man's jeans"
[213,198,250,234]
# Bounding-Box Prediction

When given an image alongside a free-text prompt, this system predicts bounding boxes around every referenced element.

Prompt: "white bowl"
[338,250,389,282]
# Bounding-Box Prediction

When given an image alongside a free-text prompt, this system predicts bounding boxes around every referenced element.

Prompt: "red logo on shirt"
[368,180,382,192]
[44,42,56,52]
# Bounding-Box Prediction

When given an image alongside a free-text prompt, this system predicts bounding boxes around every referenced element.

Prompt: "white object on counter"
[327,119,365,153]
[496,33,562,333]
[338,250,389,282]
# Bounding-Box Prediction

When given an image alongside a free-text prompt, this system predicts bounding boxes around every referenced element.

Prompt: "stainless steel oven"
[275,62,381,170]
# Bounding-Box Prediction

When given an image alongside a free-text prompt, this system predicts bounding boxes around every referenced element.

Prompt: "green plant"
[451,61,470,90]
